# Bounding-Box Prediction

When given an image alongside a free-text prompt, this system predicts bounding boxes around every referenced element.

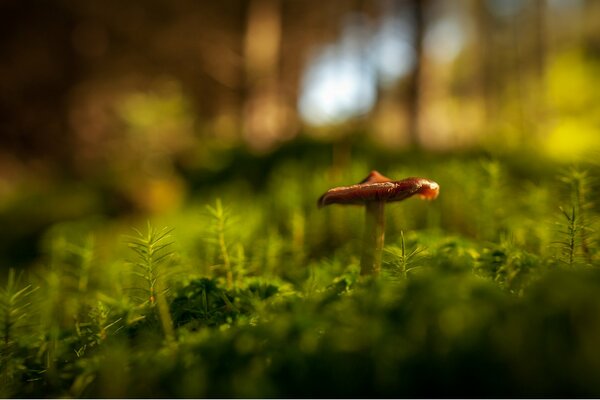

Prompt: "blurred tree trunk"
[243,0,284,152]
[532,0,547,137]
[533,0,546,81]
[474,0,494,127]
[406,0,426,147]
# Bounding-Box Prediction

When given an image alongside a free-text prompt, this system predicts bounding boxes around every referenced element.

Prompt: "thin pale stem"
[401,230,407,279]
[360,201,385,276]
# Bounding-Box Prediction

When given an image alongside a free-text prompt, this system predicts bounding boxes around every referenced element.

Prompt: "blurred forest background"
[1,0,600,269]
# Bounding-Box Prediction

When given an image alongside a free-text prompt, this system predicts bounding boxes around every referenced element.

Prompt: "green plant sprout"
[385,231,427,279]
[126,222,175,340]
[206,199,235,288]
[555,206,580,267]
[479,160,504,241]
[0,269,38,392]
[1,270,37,347]
[559,167,595,264]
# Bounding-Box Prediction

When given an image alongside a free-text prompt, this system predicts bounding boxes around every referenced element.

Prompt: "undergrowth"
[0,157,599,397]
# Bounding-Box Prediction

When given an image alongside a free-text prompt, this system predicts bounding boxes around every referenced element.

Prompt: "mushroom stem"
[360,201,385,276]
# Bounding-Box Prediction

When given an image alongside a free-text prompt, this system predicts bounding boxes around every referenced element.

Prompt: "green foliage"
[555,206,581,267]
[0,270,37,346]
[171,278,238,328]
[557,166,596,264]
[205,199,237,288]
[476,240,542,294]
[126,223,175,340]
[0,270,38,396]
[126,223,174,306]
[479,159,506,241]
[384,231,427,279]
[1,154,600,397]
[74,301,123,356]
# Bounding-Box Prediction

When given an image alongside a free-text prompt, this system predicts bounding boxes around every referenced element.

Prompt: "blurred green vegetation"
[1,149,600,397]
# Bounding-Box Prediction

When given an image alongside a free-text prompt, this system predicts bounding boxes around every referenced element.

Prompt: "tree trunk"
[406,0,426,147]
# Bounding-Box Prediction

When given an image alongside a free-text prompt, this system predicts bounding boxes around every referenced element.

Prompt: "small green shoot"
[126,222,175,340]
[0,269,38,392]
[206,199,236,289]
[1,269,38,348]
[385,231,427,279]
[559,166,595,263]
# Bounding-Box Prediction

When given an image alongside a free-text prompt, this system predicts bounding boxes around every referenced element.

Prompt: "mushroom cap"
[318,170,439,208]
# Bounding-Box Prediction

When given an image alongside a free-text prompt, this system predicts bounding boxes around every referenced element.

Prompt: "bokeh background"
[1,0,599,269]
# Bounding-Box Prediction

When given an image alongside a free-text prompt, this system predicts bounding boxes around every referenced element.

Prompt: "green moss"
[1,154,599,397]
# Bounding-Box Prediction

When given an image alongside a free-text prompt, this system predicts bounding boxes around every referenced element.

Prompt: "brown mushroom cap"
[318,170,439,208]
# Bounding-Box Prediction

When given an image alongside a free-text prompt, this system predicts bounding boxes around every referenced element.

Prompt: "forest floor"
[1,146,599,397]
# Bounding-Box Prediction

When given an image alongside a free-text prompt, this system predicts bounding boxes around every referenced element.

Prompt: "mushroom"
[318,171,439,276]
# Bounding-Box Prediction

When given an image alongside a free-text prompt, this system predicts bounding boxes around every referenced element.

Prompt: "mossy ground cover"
[1,148,599,397]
